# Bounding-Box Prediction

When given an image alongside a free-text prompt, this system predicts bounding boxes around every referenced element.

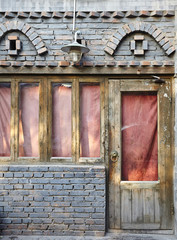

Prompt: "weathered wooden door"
[108,78,173,230]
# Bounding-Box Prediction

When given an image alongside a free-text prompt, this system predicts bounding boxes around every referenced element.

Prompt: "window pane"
[0,83,11,157]
[80,83,100,157]
[121,93,158,181]
[52,83,72,157]
[19,83,39,157]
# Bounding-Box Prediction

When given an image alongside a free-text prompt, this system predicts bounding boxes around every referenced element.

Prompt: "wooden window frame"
[47,77,75,163]
[0,76,105,164]
[47,76,105,164]
[15,77,44,163]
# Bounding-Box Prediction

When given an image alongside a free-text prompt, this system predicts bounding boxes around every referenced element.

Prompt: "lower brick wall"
[0,165,106,236]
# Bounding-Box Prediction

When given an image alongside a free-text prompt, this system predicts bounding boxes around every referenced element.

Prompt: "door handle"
[110,150,119,163]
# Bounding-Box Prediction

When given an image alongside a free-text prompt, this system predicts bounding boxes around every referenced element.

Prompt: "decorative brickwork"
[0,21,48,55]
[105,22,175,56]
[6,35,21,55]
[0,11,173,19]
[130,35,148,56]
[0,12,174,69]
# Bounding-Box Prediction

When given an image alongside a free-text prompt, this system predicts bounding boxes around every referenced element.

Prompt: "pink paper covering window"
[80,83,100,157]
[0,83,11,157]
[19,83,39,157]
[52,83,72,157]
[121,93,158,181]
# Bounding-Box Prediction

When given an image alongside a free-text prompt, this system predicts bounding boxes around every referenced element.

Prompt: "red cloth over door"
[122,94,158,181]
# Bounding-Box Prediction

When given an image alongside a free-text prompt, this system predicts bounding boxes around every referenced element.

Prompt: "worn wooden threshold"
[108,229,174,235]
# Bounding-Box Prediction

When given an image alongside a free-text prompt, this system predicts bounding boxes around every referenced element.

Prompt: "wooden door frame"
[105,75,175,234]
[0,73,174,233]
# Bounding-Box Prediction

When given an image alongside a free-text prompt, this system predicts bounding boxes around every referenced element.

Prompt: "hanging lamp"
[61,0,90,63]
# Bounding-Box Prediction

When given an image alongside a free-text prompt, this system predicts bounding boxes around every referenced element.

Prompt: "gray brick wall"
[0,165,106,236]
[0,12,174,67]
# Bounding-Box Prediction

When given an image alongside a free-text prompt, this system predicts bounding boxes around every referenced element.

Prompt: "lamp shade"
[61,41,90,63]
[61,41,90,54]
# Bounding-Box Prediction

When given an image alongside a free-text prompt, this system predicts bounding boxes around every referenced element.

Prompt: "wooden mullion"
[75,78,80,163]
[72,78,77,163]
[47,78,52,162]
[104,78,109,230]
[100,80,105,161]
[104,78,109,168]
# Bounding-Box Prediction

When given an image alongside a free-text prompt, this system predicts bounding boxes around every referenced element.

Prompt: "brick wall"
[0,165,106,236]
[0,11,174,68]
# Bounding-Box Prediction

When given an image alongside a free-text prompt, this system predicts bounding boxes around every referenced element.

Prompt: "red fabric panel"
[80,84,100,157]
[52,84,72,157]
[122,94,158,181]
[0,85,11,156]
[19,84,39,157]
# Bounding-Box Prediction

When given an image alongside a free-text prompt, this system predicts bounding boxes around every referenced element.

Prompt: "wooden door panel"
[108,78,173,230]
[121,187,161,229]
[154,189,161,223]
[132,189,143,223]
[121,189,132,224]
[143,189,155,223]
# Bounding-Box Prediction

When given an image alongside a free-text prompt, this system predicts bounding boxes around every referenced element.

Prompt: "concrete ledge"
[0,233,176,239]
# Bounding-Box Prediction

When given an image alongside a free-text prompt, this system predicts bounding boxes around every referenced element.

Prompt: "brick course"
[0,165,105,236]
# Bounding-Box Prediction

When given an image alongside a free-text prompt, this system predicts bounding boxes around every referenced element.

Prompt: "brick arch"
[0,21,48,55]
[104,22,175,56]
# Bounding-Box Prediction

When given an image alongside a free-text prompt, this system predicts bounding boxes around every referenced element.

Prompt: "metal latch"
[110,150,119,163]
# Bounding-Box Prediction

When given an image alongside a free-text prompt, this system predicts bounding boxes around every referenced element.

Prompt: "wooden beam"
[0,66,174,75]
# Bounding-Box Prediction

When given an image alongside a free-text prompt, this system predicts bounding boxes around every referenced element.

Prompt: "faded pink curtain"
[52,84,72,157]
[0,85,11,156]
[122,94,158,181]
[52,84,100,158]
[80,84,100,157]
[19,84,39,157]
